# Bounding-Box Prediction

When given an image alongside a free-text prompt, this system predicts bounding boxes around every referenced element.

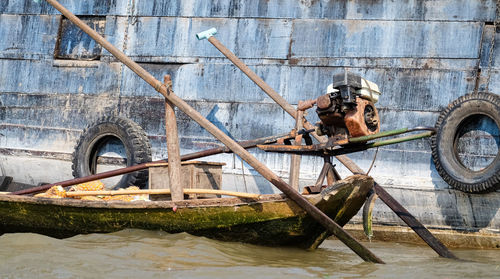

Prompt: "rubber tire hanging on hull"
[431,92,500,193]
[72,116,152,189]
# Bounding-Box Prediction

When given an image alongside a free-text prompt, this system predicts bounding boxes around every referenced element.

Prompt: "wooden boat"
[0,175,372,249]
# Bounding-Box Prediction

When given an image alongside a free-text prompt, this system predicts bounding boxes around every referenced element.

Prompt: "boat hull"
[0,175,373,249]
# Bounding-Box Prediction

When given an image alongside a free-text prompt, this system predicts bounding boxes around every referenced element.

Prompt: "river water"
[0,230,499,278]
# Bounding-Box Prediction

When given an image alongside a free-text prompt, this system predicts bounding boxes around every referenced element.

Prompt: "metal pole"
[43,0,384,263]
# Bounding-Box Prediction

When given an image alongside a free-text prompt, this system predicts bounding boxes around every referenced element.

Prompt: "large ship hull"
[0,0,498,247]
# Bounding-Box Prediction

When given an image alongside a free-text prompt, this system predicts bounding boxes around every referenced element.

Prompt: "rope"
[366,147,379,175]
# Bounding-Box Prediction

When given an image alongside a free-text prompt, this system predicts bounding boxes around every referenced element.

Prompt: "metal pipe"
[37,1,384,263]
[348,128,409,144]
[348,127,436,144]
[326,131,435,156]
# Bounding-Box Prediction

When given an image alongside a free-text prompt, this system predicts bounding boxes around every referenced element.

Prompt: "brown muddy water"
[1,230,499,278]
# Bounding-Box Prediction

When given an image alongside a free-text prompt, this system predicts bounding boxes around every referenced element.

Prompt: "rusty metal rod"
[200,30,457,260]
[10,133,291,195]
[38,0,383,263]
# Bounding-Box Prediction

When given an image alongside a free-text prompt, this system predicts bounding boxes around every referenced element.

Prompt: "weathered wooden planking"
[286,57,479,70]
[117,62,477,111]
[119,63,286,102]
[0,93,119,129]
[118,17,292,59]
[480,25,499,70]
[0,124,81,152]
[0,14,485,62]
[291,20,484,59]
[2,0,495,22]
[0,0,498,196]
[477,26,499,91]
[0,59,121,95]
[106,17,484,60]
[0,0,123,16]
[0,14,60,60]
[119,97,293,140]
[479,69,500,92]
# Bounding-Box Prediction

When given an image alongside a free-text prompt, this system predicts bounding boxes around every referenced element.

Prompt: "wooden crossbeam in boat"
[65,188,261,199]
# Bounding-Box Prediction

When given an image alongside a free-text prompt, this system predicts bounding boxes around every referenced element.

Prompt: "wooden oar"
[66,188,260,199]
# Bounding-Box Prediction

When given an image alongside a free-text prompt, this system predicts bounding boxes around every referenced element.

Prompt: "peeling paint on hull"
[0,0,499,244]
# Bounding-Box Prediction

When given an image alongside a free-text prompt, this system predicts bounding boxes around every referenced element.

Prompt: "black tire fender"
[431,92,500,193]
[72,116,152,189]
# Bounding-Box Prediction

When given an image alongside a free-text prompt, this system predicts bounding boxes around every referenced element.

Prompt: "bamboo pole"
[65,188,261,199]
[44,0,383,263]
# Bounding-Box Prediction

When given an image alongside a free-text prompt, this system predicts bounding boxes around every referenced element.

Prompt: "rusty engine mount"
[314,72,381,139]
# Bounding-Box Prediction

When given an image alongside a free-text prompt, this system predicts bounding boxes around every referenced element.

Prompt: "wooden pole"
[373,183,458,259]
[44,0,383,263]
[289,110,303,191]
[65,188,261,199]
[163,75,183,201]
